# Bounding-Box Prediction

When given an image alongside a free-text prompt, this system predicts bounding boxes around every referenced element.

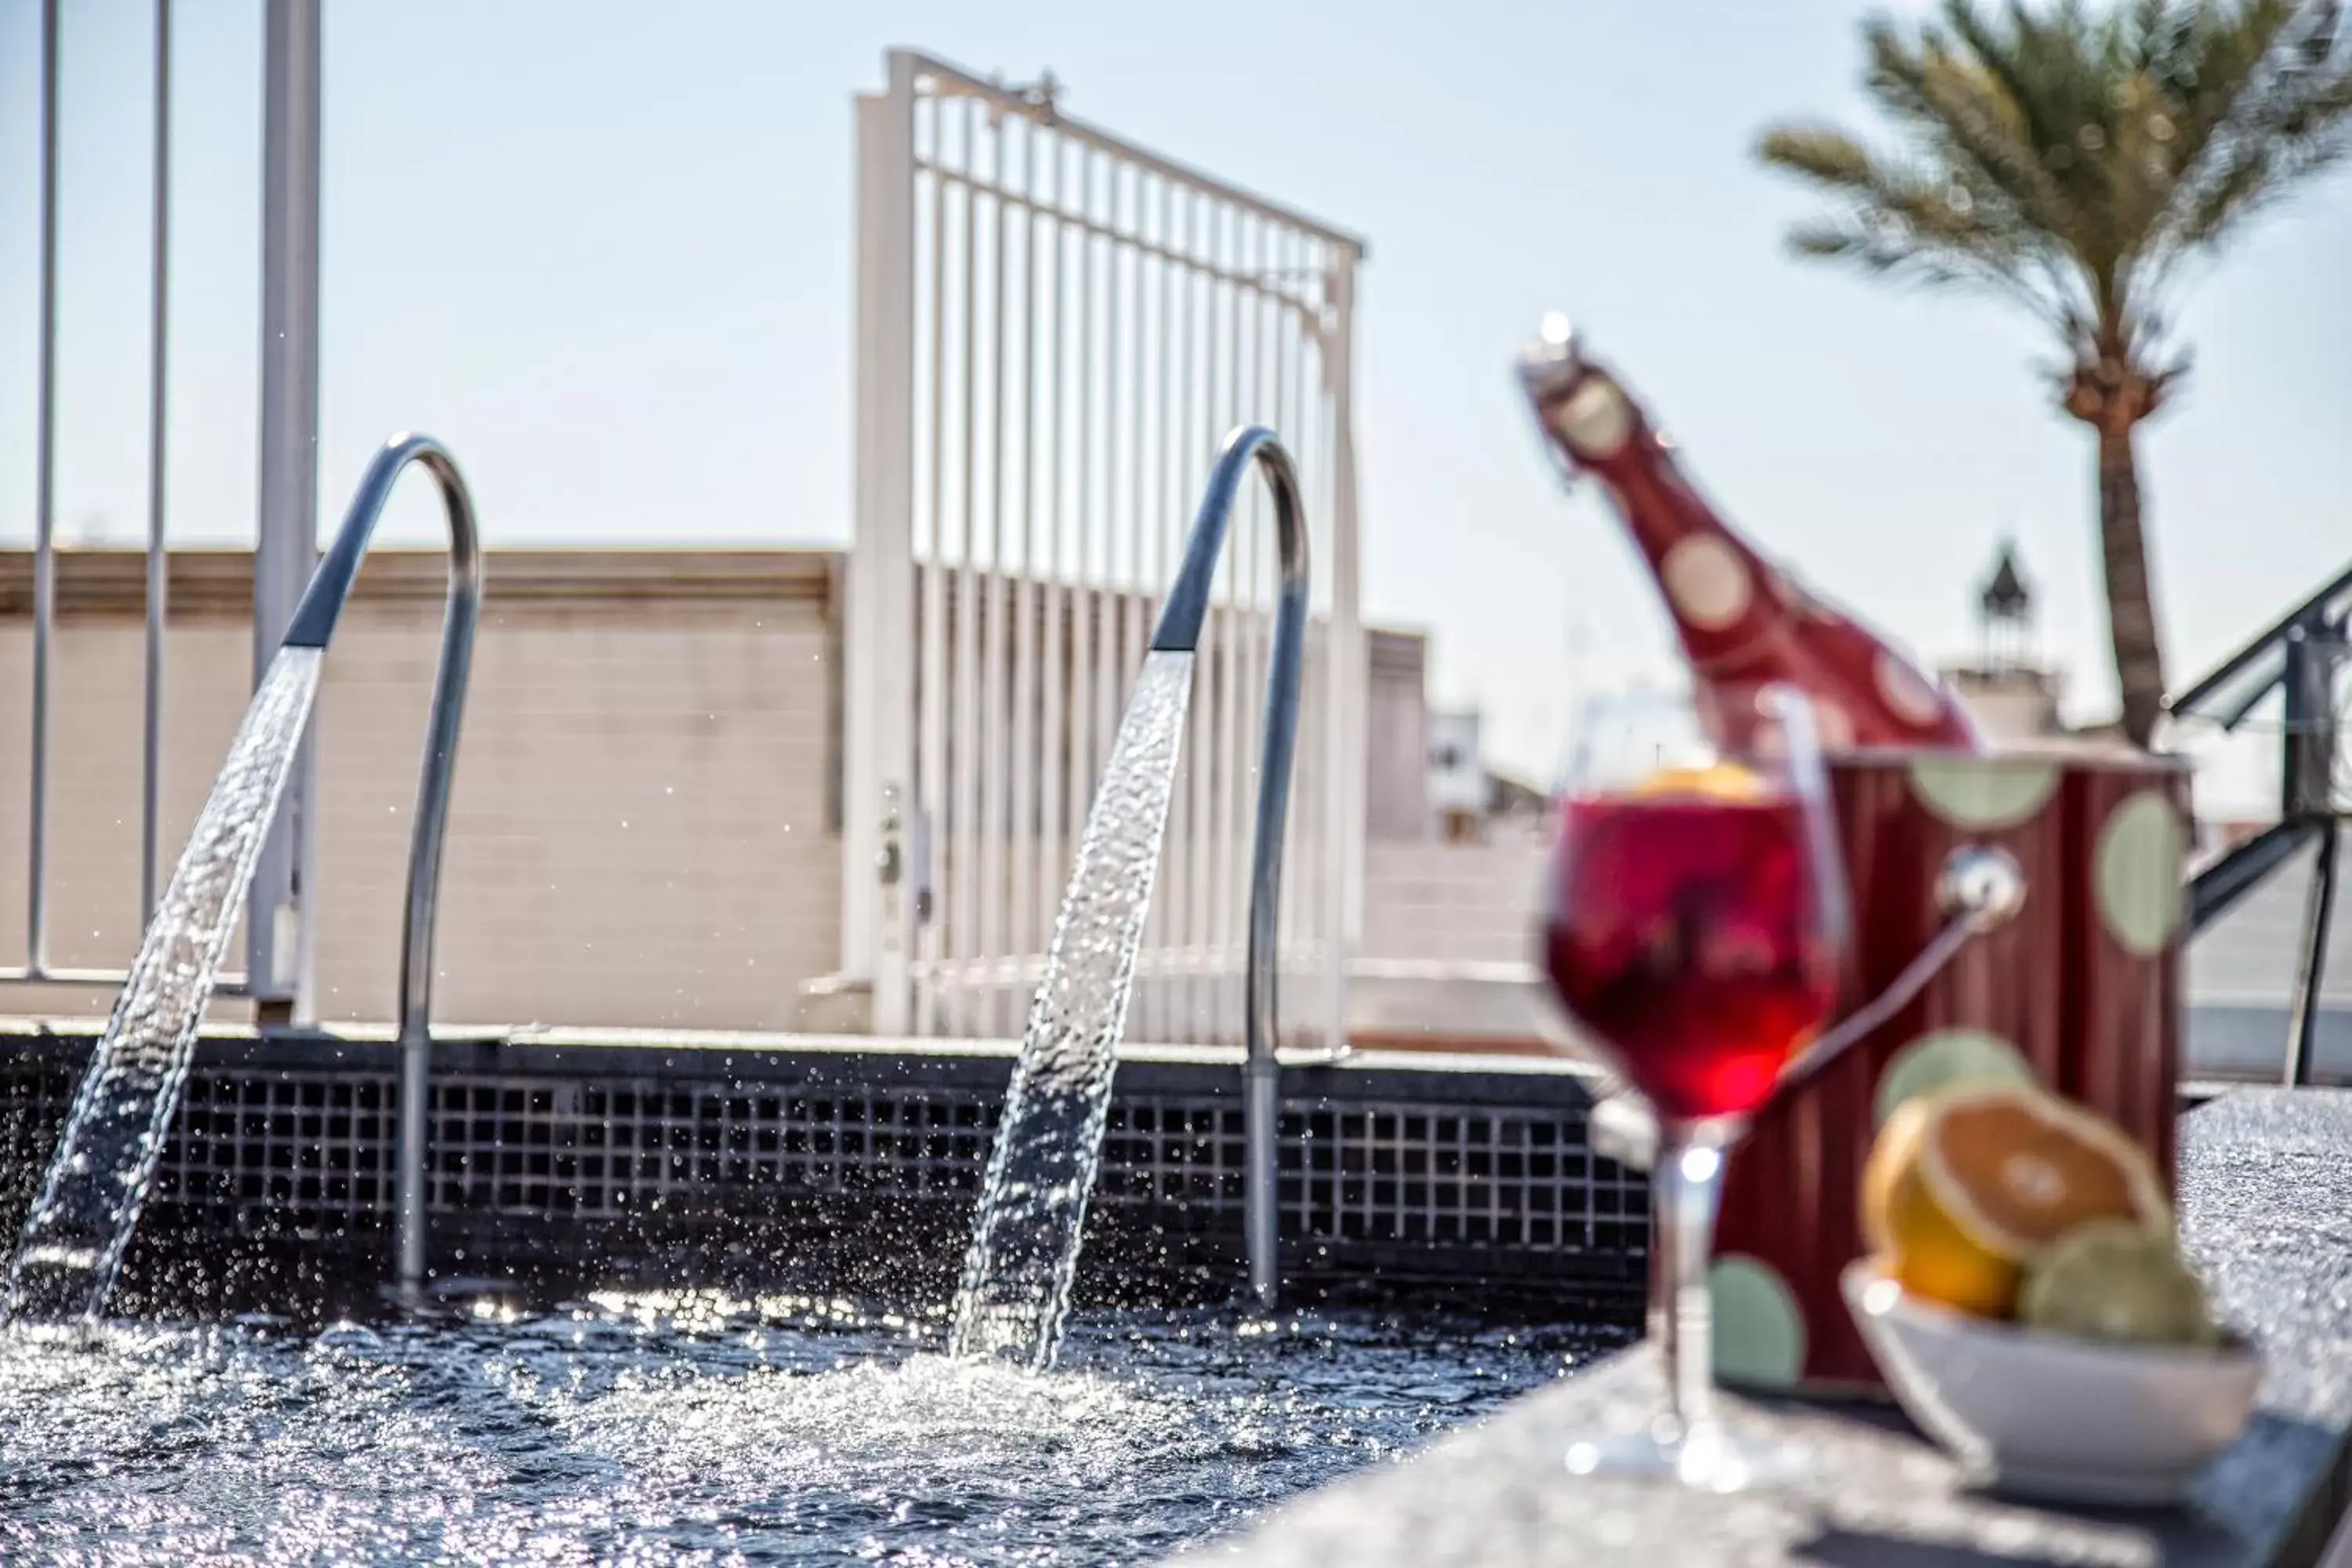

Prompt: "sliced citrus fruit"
[1630,760,1769,803]
[1862,1081,2170,1319]
[1860,1093,1933,1255]
[2020,1219,2218,1348]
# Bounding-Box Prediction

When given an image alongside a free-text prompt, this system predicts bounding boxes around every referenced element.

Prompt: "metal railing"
[279,436,485,1301]
[1153,425,1313,1308]
[4,0,207,995]
[2171,557,2352,1087]
[9,0,328,1006]
[842,48,1368,1055]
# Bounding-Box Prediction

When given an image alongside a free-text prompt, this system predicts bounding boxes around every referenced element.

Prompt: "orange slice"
[1861,1081,2171,1319]
[1630,760,1769,803]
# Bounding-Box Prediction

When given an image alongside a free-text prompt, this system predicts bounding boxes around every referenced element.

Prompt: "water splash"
[949,651,1193,1369]
[0,1299,1592,1564]
[3,647,326,1326]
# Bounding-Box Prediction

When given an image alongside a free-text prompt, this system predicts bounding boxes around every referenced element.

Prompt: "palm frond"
[2151,1,2352,257]
[1759,0,2352,377]
[1760,130,2089,334]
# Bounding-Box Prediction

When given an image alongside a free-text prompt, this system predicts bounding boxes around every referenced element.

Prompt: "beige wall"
[1364,628,1431,841]
[1,547,1547,1040]
[0,550,841,1030]
[1362,840,1547,967]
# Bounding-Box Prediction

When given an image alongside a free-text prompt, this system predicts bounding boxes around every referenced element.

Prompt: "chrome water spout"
[282,434,483,1306]
[1152,425,1312,1311]
[0,434,481,1327]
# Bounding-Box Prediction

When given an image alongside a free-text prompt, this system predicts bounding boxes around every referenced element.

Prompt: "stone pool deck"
[1185,1088,2352,1568]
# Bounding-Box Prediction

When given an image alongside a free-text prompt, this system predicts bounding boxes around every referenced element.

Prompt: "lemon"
[2019,1219,2218,1348]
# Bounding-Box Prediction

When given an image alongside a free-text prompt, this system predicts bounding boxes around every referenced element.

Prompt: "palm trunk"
[2096,424,2167,747]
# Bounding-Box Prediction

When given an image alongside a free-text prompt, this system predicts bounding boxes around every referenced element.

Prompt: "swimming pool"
[0,1294,1618,1565]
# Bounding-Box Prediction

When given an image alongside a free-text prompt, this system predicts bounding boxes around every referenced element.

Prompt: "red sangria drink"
[1541,691,1849,1493]
[1546,783,1838,1124]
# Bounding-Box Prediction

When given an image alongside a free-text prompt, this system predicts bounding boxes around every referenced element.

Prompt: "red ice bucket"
[1704,742,2194,1394]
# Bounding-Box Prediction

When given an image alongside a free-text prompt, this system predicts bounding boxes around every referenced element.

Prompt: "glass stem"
[1650,1125,1730,1441]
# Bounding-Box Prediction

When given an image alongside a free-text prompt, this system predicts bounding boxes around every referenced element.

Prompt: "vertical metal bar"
[1321,246,1366,1055]
[1250,219,1276,994]
[2281,626,2313,822]
[1097,165,1126,822]
[1126,176,1156,1036]
[1067,149,1099,913]
[1150,178,1179,1038]
[141,0,173,925]
[1300,249,1328,1016]
[1202,207,1229,1039]
[845,54,921,1036]
[1036,136,1069,976]
[1182,195,1212,1036]
[1198,216,1226,1036]
[915,87,950,1038]
[2288,828,2339,1087]
[1008,118,1041,1006]
[28,0,60,979]
[1290,238,1316,1007]
[1298,245,1324,1008]
[252,0,324,1022]
[1215,213,1247,1040]
[949,96,983,1040]
[1155,188,1185,1033]
[978,106,1012,1036]
[1234,218,1265,1037]
[1272,229,1300,993]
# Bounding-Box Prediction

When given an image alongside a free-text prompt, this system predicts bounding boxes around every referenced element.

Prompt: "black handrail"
[2167,558,2352,728]
[2170,561,2352,1087]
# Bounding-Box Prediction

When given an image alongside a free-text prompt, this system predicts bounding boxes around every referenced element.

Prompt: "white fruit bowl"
[1842,1260,2263,1505]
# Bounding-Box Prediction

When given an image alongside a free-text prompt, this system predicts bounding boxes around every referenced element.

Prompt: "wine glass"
[1542,682,1848,1490]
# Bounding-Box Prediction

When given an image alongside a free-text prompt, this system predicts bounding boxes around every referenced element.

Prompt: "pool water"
[0,1293,1618,1565]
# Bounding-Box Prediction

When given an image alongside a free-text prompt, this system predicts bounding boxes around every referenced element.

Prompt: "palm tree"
[1758,0,2352,746]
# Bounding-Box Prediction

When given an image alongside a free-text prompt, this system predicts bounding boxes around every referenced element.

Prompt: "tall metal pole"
[251,0,324,1024]
[1320,247,1366,1058]
[2287,829,2339,1088]
[28,0,60,980]
[841,53,920,1036]
[142,0,173,922]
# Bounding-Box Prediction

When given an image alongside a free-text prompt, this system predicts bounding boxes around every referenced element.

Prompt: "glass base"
[1564,1419,1802,1493]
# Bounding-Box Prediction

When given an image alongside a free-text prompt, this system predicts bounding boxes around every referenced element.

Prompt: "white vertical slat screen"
[847,52,1366,1050]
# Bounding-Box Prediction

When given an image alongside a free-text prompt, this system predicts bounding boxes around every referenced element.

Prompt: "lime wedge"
[2018,1219,2218,1348]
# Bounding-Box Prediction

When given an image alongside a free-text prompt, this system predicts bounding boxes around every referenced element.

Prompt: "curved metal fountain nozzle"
[289,434,484,1310]
[1152,427,1315,1315]
[951,423,1314,1365]
[1584,844,2029,1175]
[1,434,481,1328]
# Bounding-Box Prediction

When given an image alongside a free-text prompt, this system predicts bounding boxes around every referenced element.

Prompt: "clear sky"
[3,0,2347,808]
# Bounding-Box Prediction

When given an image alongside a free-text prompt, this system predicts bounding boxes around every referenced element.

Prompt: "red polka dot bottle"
[1519,318,1984,754]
